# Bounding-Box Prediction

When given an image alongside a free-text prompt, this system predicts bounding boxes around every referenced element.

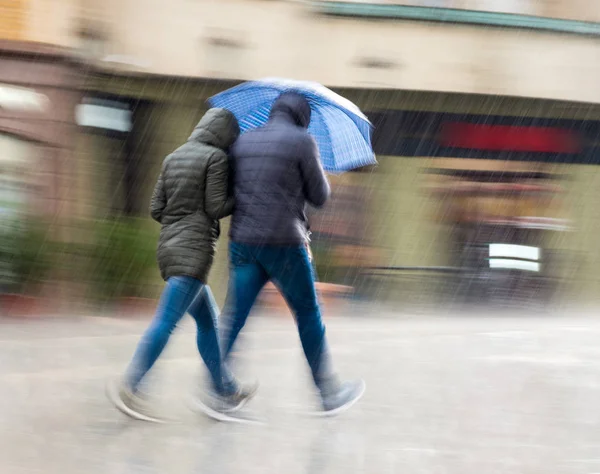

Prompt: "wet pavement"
[3,307,600,473]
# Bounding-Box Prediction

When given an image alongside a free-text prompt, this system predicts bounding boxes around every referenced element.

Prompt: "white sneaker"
[190,381,259,422]
[105,378,165,423]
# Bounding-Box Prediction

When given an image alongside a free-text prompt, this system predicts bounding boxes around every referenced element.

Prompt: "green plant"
[0,218,54,295]
[89,218,158,301]
[0,222,17,293]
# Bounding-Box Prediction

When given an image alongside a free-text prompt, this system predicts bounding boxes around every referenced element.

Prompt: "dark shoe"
[105,378,165,423]
[318,379,366,417]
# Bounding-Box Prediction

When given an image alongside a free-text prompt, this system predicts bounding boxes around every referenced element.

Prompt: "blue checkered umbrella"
[208,78,376,173]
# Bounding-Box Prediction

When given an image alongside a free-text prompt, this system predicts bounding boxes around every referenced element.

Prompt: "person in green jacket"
[107,108,256,422]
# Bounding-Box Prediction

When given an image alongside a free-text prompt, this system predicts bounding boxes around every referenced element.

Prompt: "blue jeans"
[125,276,234,395]
[220,242,334,389]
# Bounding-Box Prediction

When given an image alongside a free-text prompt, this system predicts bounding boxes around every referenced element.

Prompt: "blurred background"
[1,0,599,317]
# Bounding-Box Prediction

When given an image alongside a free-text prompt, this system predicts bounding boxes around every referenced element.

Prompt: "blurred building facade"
[6,0,593,102]
[2,0,600,308]
[0,40,81,234]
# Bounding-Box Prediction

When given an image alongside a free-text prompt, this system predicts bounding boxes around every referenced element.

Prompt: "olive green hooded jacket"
[150,108,239,282]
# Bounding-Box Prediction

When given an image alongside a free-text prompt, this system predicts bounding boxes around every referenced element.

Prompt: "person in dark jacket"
[107,108,255,422]
[219,92,365,415]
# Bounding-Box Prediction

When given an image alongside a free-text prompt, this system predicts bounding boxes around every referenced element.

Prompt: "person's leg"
[258,245,333,388]
[125,276,202,392]
[220,242,269,360]
[260,245,365,415]
[187,284,236,395]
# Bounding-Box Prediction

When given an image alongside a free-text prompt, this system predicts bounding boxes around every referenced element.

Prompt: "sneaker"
[105,378,165,423]
[190,381,259,422]
[318,379,366,417]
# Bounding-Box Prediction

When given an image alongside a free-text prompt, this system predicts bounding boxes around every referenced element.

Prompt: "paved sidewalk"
[2,309,600,473]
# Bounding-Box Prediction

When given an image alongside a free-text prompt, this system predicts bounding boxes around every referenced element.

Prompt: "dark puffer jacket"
[150,108,239,282]
[229,92,331,245]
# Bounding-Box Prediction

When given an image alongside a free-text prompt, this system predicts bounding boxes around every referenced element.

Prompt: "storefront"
[78,72,600,306]
[366,106,600,305]
[0,41,83,305]
[0,41,82,222]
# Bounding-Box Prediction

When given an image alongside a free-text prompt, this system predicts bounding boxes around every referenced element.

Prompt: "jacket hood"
[269,92,311,129]
[189,108,240,149]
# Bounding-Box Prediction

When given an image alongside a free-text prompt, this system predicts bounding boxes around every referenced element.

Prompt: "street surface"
[2,305,600,473]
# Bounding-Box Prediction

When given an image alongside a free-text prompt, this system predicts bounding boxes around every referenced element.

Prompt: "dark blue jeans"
[220,242,334,389]
[125,276,234,395]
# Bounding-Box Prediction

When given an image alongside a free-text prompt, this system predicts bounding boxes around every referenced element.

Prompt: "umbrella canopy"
[208,78,376,173]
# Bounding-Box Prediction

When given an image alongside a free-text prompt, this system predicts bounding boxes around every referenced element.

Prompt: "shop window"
[0,133,33,224]
[77,97,145,217]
